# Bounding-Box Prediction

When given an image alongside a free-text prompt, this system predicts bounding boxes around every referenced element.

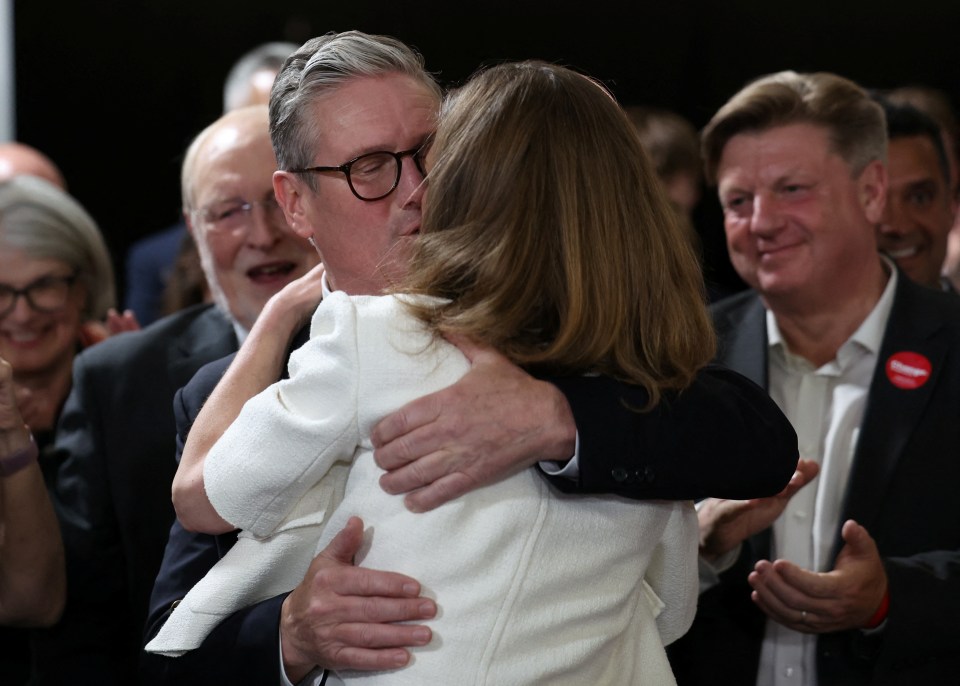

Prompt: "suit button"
[611,468,629,483]
[635,466,655,483]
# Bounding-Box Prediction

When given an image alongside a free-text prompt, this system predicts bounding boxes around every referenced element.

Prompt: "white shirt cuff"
[538,431,580,478]
[279,627,326,686]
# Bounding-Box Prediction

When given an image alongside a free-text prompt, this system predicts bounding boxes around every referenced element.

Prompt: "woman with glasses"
[0,176,118,473]
[155,62,712,684]
[0,175,119,682]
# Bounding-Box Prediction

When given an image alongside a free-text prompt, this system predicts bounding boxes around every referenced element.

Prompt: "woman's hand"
[256,263,326,339]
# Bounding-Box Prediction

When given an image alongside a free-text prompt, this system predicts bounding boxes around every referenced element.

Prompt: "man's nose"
[3,293,35,322]
[402,176,427,209]
[750,193,783,235]
[396,154,426,202]
[877,195,906,236]
[245,204,284,248]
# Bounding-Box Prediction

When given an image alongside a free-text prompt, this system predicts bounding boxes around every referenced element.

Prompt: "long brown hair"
[402,61,715,406]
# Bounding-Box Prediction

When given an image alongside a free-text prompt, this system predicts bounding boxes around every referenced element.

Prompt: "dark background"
[12,0,960,297]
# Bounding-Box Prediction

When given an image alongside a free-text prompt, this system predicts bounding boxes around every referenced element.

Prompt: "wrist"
[279,597,318,683]
[543,381,577,463]
[1,432,38,477]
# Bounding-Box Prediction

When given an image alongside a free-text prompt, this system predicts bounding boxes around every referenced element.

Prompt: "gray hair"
[223,42,298,113]
[0,176,115,320]
[269,31,442,190]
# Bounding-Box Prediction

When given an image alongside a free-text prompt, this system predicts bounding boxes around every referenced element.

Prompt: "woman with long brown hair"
[156,61,715,684]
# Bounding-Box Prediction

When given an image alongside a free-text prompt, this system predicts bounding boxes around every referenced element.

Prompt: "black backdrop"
[12,0,960,297]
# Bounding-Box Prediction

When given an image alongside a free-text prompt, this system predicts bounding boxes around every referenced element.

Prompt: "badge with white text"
[885,351,932,390]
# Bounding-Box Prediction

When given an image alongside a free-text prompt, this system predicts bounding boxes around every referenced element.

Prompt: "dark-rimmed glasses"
[0,273,78,317]
[289,145,430,201]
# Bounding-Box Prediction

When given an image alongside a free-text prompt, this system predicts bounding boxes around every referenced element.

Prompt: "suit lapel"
[168,307,238,387]
[712,293,773,560]
[713,292,769,389]
[835,277,948,554]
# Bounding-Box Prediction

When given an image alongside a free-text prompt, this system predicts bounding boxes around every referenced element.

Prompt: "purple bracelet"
[0,434,38,477]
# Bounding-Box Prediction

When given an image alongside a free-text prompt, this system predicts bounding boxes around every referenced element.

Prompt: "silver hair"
[0,176,115,319]
[222,42,298,113]
[269,31,442,190]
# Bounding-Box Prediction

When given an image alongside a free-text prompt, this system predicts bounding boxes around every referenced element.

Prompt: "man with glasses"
[142,32,798,685]
[41,105,318,684]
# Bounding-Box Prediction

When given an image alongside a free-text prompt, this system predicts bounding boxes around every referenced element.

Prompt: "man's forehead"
[308,74,439,158]
[193,140,275,201]
[718,124,837,180]
[888,136,947,185]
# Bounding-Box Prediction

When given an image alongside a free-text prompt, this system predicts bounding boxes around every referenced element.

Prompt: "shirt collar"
[767,256,898,371]
[232,319,250,345]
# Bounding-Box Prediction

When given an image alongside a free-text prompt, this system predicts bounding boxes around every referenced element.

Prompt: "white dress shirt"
[756,268,897,686]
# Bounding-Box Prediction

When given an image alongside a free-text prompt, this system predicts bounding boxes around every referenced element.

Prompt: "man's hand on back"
[371,338,576,512]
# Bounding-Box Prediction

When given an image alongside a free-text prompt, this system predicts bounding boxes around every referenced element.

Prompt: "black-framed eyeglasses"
[0,273,78,317]
[289,144,430,202]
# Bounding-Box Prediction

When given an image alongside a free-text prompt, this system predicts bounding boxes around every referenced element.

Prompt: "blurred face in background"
[877,135,955,289]
[187,109,317,330]
[0,248,85,377]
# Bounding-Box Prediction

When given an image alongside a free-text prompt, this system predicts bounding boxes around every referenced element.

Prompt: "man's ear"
[274,170,313,240]
[859,159,888,224]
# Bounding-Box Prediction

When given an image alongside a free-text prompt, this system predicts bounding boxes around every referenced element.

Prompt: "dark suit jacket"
[39,304,237,685]
[141,333,799,684]
[669,277,960,685]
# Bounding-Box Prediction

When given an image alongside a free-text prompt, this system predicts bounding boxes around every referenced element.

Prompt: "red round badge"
[885,351,932,390]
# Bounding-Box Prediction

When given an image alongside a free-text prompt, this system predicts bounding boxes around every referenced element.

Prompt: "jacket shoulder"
[75,305,230,369]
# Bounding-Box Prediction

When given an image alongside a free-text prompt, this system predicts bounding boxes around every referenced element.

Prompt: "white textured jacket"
[148,292,697,685]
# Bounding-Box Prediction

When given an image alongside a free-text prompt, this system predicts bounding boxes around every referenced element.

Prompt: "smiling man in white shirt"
[668,70,960,686]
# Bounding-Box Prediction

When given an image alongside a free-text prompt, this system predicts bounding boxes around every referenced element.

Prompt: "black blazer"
[38,304,237,685]
[142,333,799,684]
[670,276,960,685]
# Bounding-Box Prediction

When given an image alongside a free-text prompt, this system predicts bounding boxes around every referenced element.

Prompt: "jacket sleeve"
[548,364,798,500]
[140,356,288,684]
[204,298,360,537]
[140,517,287,684]
[44,350,135,683]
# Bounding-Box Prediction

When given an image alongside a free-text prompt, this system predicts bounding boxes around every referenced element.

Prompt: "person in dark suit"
[667,70,960,685]
[43,105,319,684]
[143,32,799,685]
